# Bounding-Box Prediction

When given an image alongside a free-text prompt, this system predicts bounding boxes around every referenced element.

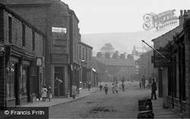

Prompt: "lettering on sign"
[143,9,179,31]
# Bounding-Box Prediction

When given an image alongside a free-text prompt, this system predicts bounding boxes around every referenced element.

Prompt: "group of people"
[41,85,52,102]
[99,80,126,95]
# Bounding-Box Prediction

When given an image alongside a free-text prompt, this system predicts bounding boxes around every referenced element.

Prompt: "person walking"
[112,82,115,94]
[104,84,108,95]
[151,78,157,100]
[141,75,145,89]
[72,85,77,99]
[47,86,52,101]
[115,82,119,94]
[121,82,125,92]
[99,83,103,91]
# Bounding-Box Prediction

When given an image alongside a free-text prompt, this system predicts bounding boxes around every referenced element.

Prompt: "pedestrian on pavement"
[114,82,119,94]
[47,86,52,101]
[72,85,77,99]
[151,78,157,100]
[99,84,103,91]
[41,85,48,102]
[104,84,108,95]
[88,82,91,91]
[121,82,125,92]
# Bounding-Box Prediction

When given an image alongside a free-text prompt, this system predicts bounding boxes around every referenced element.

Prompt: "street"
[49,82,150,119]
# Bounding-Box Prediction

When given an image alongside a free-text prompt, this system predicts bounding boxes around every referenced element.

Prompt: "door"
[54,67,65,96]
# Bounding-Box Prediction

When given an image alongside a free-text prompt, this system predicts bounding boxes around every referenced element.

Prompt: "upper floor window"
[8,16,12,43]
[32,31,35,51]
[22,23,25,47]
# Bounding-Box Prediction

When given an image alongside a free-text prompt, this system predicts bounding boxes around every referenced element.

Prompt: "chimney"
[188,10,190,15]
[184,10,187,16]
[180,10,183,17]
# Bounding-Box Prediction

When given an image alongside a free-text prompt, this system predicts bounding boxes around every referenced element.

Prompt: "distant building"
[93,56,136,82]
[136,50,158,83]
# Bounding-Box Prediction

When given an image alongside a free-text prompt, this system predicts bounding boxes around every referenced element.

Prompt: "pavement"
[20,87,98,107]
[152,98,182,119]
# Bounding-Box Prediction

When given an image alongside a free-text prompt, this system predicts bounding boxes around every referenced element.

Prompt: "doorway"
[54,67,65,96]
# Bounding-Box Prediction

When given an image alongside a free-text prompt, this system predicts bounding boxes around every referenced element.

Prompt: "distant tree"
[100,43,115,54]
[112,51,119,59]
[96,52,103,58]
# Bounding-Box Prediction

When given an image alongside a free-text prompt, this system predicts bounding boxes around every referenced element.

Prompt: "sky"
[61,0,190,34]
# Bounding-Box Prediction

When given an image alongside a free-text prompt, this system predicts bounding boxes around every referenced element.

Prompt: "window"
[22,23,25,47]
[32,31,35,50]
[8,16,12,43]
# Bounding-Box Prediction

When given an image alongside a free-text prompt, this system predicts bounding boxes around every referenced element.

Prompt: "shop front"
[4,45,37,107]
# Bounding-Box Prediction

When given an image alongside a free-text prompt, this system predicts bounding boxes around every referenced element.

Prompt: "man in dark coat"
[151,78,157,100]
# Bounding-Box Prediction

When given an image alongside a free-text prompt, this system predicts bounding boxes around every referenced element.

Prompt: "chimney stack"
[180,10,183,17]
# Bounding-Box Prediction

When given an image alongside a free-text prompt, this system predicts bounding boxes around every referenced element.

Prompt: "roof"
[79,42,93,49]
[152,25,183,42]
[95,57,135,67]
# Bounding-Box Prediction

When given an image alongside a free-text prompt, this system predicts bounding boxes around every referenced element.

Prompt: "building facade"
[79,42,95,88]
[152,10,190,117]
[0,4,45,107]
[6,0,81,97]
[136,50,158,88]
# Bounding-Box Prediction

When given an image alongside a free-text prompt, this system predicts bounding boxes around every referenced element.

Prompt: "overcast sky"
[61,0,190,34]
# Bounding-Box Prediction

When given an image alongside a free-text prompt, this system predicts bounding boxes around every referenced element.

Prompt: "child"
[104,84,108,95]
[41,86,47,101]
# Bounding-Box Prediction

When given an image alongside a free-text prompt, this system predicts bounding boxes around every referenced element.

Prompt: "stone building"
[136,50,158,88]
[6,0,81,97]
[78,42,95,88]
[0,3,45,107]
[152,10,190,118]
[94,56,136,82]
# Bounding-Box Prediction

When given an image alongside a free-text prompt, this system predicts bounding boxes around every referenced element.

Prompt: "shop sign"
[143,9,179,31]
